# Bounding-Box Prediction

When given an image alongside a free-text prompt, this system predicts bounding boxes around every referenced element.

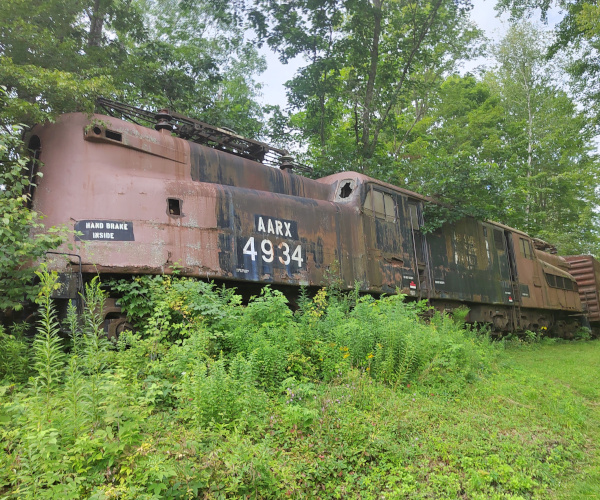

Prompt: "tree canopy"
[496,0,600,128]
[0,0,267,134]
[251,0,482,174]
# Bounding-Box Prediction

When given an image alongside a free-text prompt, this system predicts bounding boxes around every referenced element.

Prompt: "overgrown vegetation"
[1,274,598,498]
[0,88,64,311]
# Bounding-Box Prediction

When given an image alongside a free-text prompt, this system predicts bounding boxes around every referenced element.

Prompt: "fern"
[395,334,417,387]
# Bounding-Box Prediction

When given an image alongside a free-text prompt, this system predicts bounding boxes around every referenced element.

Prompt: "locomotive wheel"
[106,317,133,340]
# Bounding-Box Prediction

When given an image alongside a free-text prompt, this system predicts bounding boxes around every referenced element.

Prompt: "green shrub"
[112,277,496,391]
[178,353,267,429]
[0,117,64,311]
[0,323,31,383]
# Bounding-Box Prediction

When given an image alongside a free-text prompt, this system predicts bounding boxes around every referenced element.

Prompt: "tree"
[0,0,268,136]
[395,74,508,227]
[113,0,268,136]
[251,0,482,175]
[389,24,599,254]
[496,0,600,126]
[0,0,144,125]
[485,24,599,253]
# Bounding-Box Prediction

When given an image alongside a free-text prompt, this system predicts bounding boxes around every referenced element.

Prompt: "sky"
[256,0,562,108]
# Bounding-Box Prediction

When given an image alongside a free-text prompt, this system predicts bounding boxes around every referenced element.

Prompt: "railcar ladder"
[510,281,522,331]
[408,202,431,300]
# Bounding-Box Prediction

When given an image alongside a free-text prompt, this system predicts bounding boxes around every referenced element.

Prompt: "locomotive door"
[362,185,405,292]
[503,231,522,330]
[407,201,432,299]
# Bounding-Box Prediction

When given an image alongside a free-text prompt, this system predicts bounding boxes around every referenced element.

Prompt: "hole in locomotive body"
[167,198,182,216]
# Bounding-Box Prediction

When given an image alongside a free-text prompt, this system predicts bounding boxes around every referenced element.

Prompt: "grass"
[508,341,600,499]
[105,340,599,499]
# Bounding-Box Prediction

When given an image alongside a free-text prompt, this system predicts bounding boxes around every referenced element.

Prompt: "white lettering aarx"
[257,216,292,237]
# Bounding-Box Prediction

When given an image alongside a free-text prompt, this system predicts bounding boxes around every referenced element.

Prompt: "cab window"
[364,187,396,222]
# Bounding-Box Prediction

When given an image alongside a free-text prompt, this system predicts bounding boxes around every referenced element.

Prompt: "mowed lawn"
[508,340,600,499]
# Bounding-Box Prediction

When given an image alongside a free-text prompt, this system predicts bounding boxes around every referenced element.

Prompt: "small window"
[565,279,573,291]
[519,238,533,259]
[25,135,42,208]
[555,276,565,289]
[364,187,396,222]
[493,229,504,250]
[105,129,122,142]
[167,198,182,216]
[545,273,556,287]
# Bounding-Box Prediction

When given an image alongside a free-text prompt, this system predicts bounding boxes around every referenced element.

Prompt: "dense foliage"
[250,2,599,253]
[496,0,600,126]
[0,0,266,135]
[1,275,598,498]
[0,89,64,310]
[400,24,599,252]
[251,0,482,169]
[1,1,599,496]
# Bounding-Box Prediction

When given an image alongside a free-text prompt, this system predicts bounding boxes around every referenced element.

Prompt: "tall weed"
[0,274,562,498]
[178,353,267,429]
[112,277,496,390]
[31,269,64,404]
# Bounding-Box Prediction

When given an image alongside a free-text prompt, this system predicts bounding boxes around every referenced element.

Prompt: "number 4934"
[242,237,303,267]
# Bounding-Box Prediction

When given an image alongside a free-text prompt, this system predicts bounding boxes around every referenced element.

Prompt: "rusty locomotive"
[25,99,599,337]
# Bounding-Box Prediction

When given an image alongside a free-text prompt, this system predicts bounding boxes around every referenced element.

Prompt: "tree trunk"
[518,60,534,216]
[88,0,105,48]
[365,0,445,160]
[360,0,383,160]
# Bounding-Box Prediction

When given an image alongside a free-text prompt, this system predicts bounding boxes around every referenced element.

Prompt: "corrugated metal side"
[564,255,600,322]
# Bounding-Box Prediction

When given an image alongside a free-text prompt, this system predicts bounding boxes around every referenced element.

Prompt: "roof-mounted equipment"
[96,97,311,172]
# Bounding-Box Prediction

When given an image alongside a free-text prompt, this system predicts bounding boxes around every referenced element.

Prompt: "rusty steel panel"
[565,255,600,323]
[189,143,332,200]
[426,218,511,305]
[29,113,368,291]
